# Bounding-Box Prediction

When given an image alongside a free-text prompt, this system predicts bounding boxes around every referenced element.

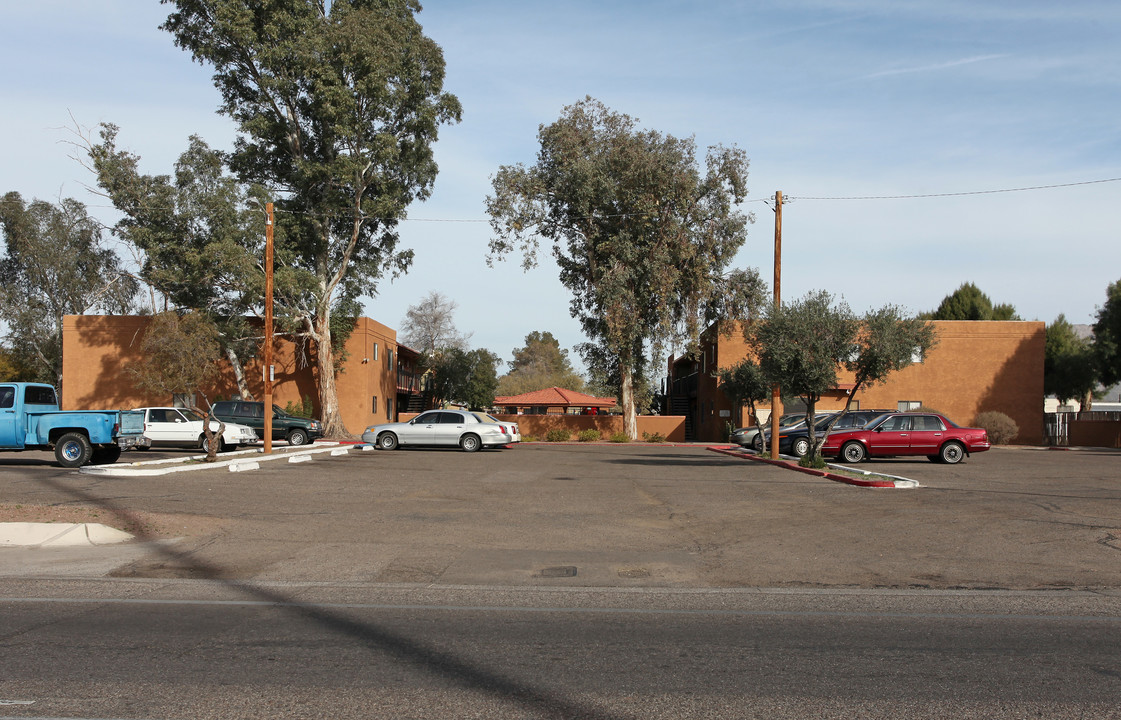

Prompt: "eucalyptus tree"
[88,126,265,399]
[753,291,859,459]
[0,192,137,388]
[486,97,763,439]
[161,0,462,435]
[399,291,471,360]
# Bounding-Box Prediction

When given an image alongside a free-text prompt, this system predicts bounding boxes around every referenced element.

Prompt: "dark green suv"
[210,401,324,446]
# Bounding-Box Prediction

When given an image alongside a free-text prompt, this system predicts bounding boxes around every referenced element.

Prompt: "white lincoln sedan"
[362,409,516,452]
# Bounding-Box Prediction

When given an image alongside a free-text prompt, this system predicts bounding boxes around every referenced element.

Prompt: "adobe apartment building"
[61,315,423,435]
[668,320,1045,445]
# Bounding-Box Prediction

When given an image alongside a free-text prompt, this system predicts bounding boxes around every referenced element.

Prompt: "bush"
[798,453,826,469]
[577,429,601,442]
[545,428,572,443]
[642,431,667,443]
[284,395,315,418]
[973,411,1019,445]
[521,435,538,442]
[609,432,630,443]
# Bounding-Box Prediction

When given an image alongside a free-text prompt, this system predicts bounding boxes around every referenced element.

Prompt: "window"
[914,415,944,431]
[24,385,56,405]
[371,396,378,414]
[911,346,925,363]
[386,397,393,420]
[388,348,395,370]
[898,400,921,412]
[372,343,378,361]
[0,386,14,409]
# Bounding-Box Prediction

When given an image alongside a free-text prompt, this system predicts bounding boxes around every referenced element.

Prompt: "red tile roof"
[494,386,617,408]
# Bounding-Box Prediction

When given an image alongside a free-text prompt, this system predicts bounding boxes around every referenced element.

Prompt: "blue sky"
[3,1,1119,373]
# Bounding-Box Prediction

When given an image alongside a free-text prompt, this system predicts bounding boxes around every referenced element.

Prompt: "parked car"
[751,412,836,452]
[820,412,991,464]
[135,406,258,452]
[730,413,804,448]
[476,413,521,445]
[776,410,893,457]
[362,409,513,452]
[210,401,323,446]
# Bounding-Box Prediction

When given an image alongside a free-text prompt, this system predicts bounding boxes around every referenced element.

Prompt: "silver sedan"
[362,409,514,452]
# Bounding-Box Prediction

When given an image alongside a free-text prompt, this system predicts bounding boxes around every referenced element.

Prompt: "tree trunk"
[313,314,348,438]
[621,364,637,441]
[226,347,254,400]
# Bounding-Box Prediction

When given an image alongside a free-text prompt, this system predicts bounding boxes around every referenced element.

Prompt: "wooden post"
[263,203,274,454]
[771,191,782,460]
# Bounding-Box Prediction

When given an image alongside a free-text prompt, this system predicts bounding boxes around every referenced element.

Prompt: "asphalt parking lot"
[1,443,1119,590]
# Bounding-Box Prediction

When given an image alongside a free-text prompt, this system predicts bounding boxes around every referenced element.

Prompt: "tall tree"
[1092,279,1121,388]
[162,0,462,435]
[399,291,470,358]
[486,97,762,439]
[497,331,585,396]
[753,291,858,460]
[1045,314,1099,410]
[930,282,1020,321]
[0,192,137,388]
[88,126,266,399]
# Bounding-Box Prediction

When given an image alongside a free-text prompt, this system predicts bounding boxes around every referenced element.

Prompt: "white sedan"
[135,407,258,452]
[362,409,515,452]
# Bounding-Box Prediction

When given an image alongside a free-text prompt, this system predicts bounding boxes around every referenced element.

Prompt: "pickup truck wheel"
[91,446,122,464]
[287,429,310,446]
[55,432,93,468]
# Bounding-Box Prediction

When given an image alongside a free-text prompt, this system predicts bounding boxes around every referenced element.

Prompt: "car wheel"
[791,437,810,457]
[752,435,764,451]
[287,429,309,446]
[460,434,481,452]
[939,441,965,464]
[377,432,398,451]
[840,441,866,463]
[54,432,93,469]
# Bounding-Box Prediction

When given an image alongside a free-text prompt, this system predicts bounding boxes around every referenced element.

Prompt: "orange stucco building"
[61,315,424,435]
[668,320,1045,445]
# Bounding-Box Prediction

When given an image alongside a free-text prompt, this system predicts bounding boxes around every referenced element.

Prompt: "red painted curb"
[707,446,899,488]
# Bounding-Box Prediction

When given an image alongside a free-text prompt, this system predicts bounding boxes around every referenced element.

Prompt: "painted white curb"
[0,522,133,547]
[79,443,372,477]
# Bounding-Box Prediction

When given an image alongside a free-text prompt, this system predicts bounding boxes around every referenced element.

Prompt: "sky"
[3,1,1120,375]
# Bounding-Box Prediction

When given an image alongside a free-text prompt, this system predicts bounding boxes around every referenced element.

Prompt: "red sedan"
[820,412,991,464]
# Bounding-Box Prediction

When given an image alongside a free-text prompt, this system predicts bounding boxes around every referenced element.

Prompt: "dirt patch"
[0,502,225,540]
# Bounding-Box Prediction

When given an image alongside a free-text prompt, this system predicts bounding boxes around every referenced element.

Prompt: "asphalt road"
[1,443,1119,718]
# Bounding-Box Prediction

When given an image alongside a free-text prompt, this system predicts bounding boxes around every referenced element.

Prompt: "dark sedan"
[820,412,991,464]
[775,410,893,457]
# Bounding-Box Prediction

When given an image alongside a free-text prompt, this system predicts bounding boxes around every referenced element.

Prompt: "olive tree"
[717,357,772,451]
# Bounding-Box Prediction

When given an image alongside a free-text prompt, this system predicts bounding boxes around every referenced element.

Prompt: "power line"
[787,177,1121,201]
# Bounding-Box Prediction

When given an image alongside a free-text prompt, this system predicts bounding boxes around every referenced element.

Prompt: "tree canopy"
[929,282,1020,321]
[718,357,771,448]
[1045,314,1098,409]
[486,97,763,438]
[431,347,500,411]
[497,331,585,396]
[752,291,858,458]
[1092,279,1121,388]
[399,291,471,359]
[161,0,461,435]
[0,192,137,388]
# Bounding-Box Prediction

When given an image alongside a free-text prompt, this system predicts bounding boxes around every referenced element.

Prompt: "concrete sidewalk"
[1,522,133,547]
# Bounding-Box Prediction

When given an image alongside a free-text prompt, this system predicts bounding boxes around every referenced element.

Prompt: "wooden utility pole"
[263,203,275,454]
[770,191,782,460]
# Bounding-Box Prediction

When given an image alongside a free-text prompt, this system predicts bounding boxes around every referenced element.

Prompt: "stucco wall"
[689,320,1045,445]
[62,315,405,436]
[399,412,687,442]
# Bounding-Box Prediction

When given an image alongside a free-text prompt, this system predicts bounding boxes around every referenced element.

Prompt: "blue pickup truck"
[0,382,149,468]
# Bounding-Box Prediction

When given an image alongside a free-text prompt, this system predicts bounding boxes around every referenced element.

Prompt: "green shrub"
[798,452,827,469]
[522,434,538,442]
[642,431,667,443]
[973,411,1019,445]
[284,395,315,418]
[545,428,572,443]
[577,429,601,442]
[609,432,630,443]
